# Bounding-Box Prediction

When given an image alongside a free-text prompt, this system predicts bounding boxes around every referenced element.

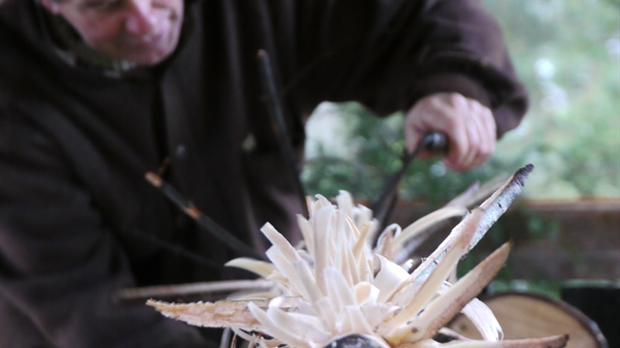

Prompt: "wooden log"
[447,291,608,348]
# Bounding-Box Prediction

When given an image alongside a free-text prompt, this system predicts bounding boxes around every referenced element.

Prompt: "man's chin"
[132,54,170,66]
[122,48,176,67]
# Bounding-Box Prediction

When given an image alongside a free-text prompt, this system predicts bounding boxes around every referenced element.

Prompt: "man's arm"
[0,112,209,347]
[291,0,527,169]
[401,0,527,170]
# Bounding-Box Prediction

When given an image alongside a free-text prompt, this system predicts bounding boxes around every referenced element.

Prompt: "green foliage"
[485,0,620,198]
[302,103,400,200]
[303,103,523,206]
[304,0,620,202]
[302,0,618,295]
[487,279,563,299]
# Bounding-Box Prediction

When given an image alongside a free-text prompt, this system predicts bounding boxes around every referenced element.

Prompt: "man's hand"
[404,92,497,171]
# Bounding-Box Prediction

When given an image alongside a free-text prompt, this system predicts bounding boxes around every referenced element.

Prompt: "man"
[0,0,527,346]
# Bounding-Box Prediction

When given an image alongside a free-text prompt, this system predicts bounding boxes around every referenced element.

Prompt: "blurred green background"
[303,0,619,203]
[302,0,620,298]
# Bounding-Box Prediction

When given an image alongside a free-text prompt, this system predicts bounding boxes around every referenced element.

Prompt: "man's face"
[41,0,184,66]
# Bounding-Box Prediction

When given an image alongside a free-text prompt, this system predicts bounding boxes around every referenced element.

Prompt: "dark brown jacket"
[0,0,527,346]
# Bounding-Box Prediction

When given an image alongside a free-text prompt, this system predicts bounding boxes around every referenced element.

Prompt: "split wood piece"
[147,297,300,331]
[388,243,511,345]
[380,211,483,335]
[412,165,533,281]
[115,279,273,303]
[393,175,509,264]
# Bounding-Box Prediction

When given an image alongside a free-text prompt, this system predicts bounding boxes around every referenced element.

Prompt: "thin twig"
[145,172,264,260]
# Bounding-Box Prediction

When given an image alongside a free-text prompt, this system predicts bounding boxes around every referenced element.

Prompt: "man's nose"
[124,0,157,36]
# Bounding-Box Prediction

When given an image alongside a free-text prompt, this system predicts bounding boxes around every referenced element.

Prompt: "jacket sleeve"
[291,0,528,137]
[0,111,212,347]
[403,0,528,136]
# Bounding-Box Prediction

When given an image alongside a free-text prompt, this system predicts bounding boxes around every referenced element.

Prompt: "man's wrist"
[408,73,492,111]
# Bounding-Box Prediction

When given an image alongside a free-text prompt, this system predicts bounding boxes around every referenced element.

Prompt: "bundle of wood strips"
[149,165,568,348]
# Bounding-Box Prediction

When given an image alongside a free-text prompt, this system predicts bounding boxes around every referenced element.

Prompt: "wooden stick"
[257,49,309,217]
[145,172,264,260]
[114,279,274,303]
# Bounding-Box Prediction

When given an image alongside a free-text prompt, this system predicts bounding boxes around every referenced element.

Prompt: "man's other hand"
[404,92,497,171]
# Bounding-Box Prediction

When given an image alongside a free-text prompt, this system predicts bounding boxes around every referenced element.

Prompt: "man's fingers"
[404,92,497,171]
[443,116,469,170]
[468,100,496,167]
[404,121,421,154]
[463,120,481,169]
[444,97,497,170]
[433,94,467,170]
[464,104,485,168]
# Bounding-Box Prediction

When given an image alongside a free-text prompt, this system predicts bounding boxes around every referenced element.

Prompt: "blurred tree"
[485,0,620,198]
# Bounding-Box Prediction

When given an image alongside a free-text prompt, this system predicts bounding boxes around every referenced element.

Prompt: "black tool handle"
[422,131,448,154]
[404,132,448,166]
[371,131,448,230]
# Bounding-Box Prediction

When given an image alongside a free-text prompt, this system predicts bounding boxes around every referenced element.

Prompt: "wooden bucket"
[447,291,608,348]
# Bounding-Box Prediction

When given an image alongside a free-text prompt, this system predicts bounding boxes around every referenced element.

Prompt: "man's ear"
[39,0,60,14]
